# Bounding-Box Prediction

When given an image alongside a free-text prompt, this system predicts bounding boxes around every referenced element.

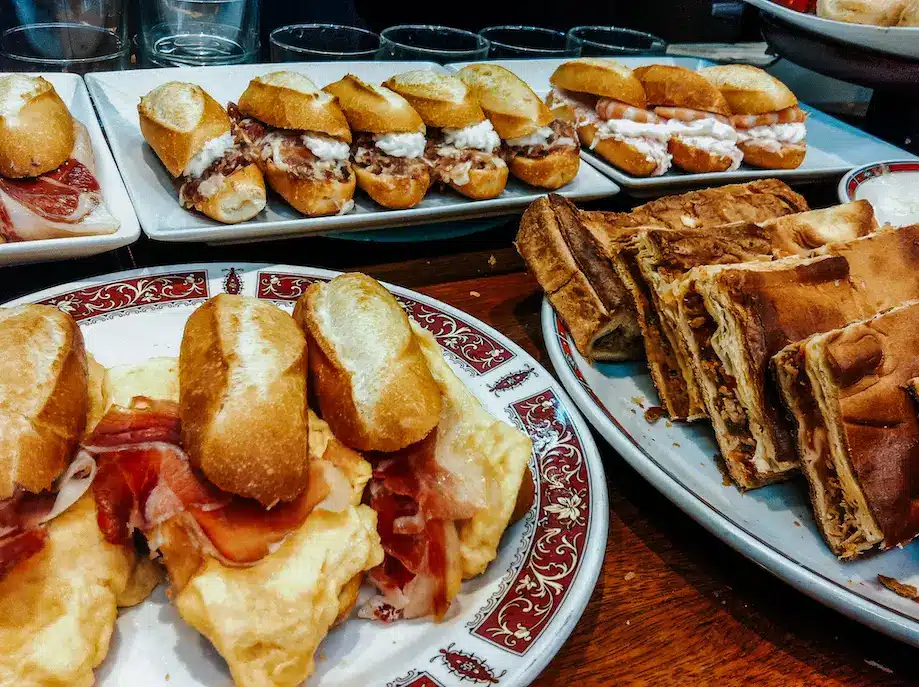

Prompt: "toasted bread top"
[699,65,798,115]
[0,75,75,178]
[238,71,351,141]
[633,64,732,116]
[323,75,425,134]
[383,70,485,129]
[549,58,647,109]
[456,63,555,140]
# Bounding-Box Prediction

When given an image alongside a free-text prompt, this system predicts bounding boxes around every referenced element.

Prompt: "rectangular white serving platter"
[0,72,140,266]
[447,57,918,193]
[85,61,618,244]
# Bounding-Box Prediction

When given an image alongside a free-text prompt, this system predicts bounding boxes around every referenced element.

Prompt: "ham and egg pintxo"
[0,75,119,242]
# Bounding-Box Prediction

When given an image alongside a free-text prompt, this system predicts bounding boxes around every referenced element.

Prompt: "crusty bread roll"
[188,164,268,224]
[818,0,906,25]
[634,64,732,116]
[508,150,581,190]
[0,305,87,500]
[549,58,647,109]
[668,137,736,173]
[899,0,919,24]
[238,71,351,142]
[179,295,309,506]
[577,122,659,176]
[138,82,232,179]
[352,165,431,210]
[263,165,356,216]
[699,65,797,115]
[292,273,442,452]
[323,75,425,135]
[456,63,555,140]
[740,141,806,169]
[383,70,485,129]
[450,164,510,200]
[0,75,75,179]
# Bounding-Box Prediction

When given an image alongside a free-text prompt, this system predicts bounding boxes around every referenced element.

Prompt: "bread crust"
[353,165,431,209]
[549,58,647,108]
[179,295,309,506]
[383,71,485,129]
[0,305,87,499]
[447,164,509,200]
[456,64,555,140]
[818,0,906,25]
[139,82,232,178]
[669,137,735,173]
[0,76,75,178]
[263,164,356,216]
[699,65,798,115]
[508,149,580,190]
[740,141,806,170]
[190,164,267,224]
[323,76,424,134]
[292,273,442,453]
[634,65,732,116]
[579,123,659,177]
[238,73,351,142]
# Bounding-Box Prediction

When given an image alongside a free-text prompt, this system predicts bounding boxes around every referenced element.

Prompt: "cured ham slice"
[86,401,317,565]
[0,121,119,242]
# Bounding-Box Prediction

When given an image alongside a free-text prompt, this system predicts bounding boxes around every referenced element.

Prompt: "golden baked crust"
[189,163,267,224]
[384,70,485,129]
[179,294,310,506]
[699,65,798,114]
[446,163,508,200]
[668,136,735,173]
[634,64,732,116]
[740,141,806,170]
[323,75,425,134]
[579,123,659,177]
[549,58,647,108]
[352,164,431,209]
[456,63,555,140]
[508,148,580,190]
[263,163,356,216]
[0,76,74,178]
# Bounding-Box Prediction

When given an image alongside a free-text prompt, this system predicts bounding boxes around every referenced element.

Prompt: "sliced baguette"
[323,75,425,134]
[383,70,485,129]
[0,75,75,178]
[456,63,555,140]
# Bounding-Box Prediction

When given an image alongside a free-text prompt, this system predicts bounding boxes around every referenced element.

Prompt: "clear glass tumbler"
[270,24,379,62]
[479,26,579,59]
[0,0,128,72]
[377,25,489,64]
[139,0,260,67]
[566,26,669,57]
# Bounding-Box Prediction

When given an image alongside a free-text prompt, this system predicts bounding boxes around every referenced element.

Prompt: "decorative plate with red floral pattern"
[3,264,608,687]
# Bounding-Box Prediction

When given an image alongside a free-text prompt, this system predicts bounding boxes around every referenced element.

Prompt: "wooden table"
[4,188,919,686]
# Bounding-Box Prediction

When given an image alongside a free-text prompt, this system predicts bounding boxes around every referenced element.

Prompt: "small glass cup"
[378,25,489,64]
[270,24,379,62]
[479,26,579,59]
[0,0,129,73]
[139,0,260,67]
[566,26,668,57]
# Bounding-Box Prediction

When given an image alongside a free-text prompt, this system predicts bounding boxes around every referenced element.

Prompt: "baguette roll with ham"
[456,63,580,190]
[231,71,356,217]
[323,75,432,209]
[139,82,266,224]
[384,70,508,200]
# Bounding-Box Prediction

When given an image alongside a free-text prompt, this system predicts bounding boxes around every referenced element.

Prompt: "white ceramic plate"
[2,263,608,686]
[743,0,919,60]
[447,58,917,194]
[542,298,919,648]
[839,159,919,226]
[0,72,140,266]
[84,63,618,244]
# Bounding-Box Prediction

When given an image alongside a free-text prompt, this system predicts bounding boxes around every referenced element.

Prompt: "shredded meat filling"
[178,147,250,208]
[504,119,579,160]
[423,133,500,187]
[352,132,428,179]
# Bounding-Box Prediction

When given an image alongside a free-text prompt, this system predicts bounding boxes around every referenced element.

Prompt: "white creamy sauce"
[442,120,500,153]
[302,134,350,161]
[737,122,806,145]
[505,127,554,148]
[855,171,919,227]
[373,131,426,158]
[183,132,234,177]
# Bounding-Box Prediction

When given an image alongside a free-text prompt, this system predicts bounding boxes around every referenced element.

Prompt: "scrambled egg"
[411,324,533,578]
[0,495,156,687]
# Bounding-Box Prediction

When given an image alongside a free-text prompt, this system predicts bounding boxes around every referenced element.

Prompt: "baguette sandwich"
[139,82,267,224]
[230,71,356,216]
[323,75,431,209]
[0,305,158,685]
[701,65,807,170]
[633,64,742,173]
[294,273,532,621]
[384,69,508,200]
[0,74,120,242]
[548,58,672,177]
[81,295,384,686]
[456,63,580,190]
[774,301,919,558]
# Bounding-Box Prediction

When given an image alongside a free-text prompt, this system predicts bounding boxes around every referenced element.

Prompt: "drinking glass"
[566,26,668,57]
[378,25,489,64]
[139,0,260,67]
[0,0,128,72]
[479,26,579,59]
[270,24,379,61]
